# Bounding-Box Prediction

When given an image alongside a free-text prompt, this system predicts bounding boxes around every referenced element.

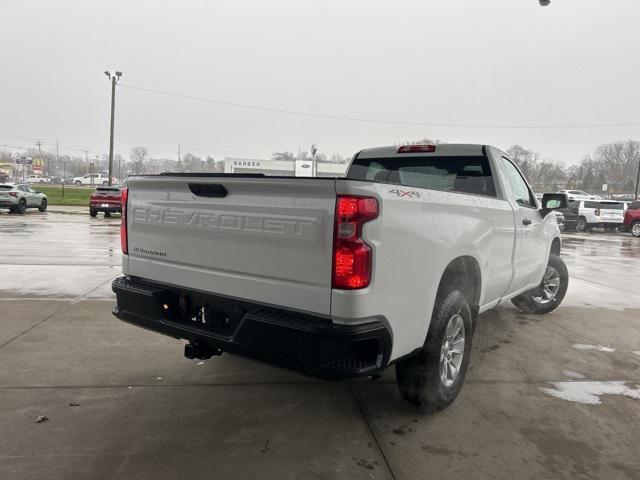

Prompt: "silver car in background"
[0,184,48,214]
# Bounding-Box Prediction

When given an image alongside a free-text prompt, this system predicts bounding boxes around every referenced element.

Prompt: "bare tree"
[130,146,148,174]
[592,140,640,191]
[271,152,295,161]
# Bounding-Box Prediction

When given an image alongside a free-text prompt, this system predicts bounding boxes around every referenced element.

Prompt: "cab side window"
[500,157,536,208]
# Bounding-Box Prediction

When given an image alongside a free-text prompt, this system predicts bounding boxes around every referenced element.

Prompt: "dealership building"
[224,157,348,177]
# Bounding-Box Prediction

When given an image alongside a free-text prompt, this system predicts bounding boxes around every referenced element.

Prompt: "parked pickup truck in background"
[112,144,569,411]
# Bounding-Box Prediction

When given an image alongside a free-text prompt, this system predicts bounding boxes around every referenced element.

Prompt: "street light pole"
[105,70,122,186]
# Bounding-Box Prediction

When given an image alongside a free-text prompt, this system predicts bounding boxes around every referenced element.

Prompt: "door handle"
[522,218,532,226]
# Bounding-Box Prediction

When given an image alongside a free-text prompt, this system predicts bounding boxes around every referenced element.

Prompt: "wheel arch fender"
[434,254,482,322]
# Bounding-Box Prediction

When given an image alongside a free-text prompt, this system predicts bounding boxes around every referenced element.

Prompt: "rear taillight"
[121,187,128,254]
[332,195,378,289]
[8,192,18,197]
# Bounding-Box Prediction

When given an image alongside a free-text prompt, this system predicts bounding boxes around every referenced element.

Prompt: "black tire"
[16,199,26,214]
[395,290,473,411]
[631,222,640,238]
[576,216,590,232]
[38,199,47,212]
[89,209,97,217]
[104,211,111,217]
[74,180,82,186]
[511,253,568,315]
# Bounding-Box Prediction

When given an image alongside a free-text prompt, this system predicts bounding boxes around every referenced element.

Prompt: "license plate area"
[101,203,109,208]
[161,292,245,338]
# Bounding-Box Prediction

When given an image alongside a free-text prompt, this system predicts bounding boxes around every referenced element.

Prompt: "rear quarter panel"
[332,180,516,361]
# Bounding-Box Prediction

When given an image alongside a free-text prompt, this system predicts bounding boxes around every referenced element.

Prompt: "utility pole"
[84,151,89,174]
[104,70,122,186]
[55,140,59,179]
[311,144,318,177]
[178,143,181,170]
[635,158,640,200]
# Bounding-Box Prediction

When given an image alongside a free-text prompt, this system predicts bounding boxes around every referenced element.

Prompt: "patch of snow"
[562,370,586,379]
[632,351,640,357]
[571,343,615,352]
[540,381,640,405]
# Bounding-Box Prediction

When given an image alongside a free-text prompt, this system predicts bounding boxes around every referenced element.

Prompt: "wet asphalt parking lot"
[0,209,639,480]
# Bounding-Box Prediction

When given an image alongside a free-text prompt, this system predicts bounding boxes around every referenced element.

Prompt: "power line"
[120,83,640,130]
[0,132,100,154]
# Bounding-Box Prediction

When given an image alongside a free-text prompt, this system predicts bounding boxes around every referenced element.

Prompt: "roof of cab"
[357,144,485,159]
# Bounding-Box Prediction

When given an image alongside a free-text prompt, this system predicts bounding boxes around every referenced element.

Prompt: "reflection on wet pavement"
[0,211,121,298]
[562,232,640,295]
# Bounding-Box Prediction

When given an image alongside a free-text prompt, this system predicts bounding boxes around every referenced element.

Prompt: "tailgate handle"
[188,184,228,198]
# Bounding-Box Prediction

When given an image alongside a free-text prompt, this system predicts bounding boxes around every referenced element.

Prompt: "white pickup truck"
[112,144,569,411]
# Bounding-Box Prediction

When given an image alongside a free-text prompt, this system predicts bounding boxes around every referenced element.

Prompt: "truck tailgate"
[125,176,337,315]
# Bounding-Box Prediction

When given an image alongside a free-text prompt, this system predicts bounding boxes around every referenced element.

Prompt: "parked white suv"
[72,173,114,186]
[111,144,568,411]
[577,200,626,231]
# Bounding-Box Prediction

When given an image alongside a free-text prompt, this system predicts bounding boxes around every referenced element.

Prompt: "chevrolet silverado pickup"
[112,144,569,411]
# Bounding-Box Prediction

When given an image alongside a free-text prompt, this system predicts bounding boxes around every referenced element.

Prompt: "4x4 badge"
[389,189,420,198]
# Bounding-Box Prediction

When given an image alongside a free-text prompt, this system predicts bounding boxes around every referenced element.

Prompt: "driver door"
[499,157,548,291]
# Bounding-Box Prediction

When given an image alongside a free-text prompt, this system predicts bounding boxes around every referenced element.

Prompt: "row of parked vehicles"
[20,173,116,186]
[552,197,640,237]
[0,183,124,215]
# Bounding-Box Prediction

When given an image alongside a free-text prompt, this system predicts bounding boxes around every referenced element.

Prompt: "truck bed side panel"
[332,180,515,360]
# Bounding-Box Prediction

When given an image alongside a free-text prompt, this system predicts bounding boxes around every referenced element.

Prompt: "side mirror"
[540,193,568,217]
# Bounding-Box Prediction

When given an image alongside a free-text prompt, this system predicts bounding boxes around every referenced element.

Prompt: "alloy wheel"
[532,266,561,304]
[440,313,466,387]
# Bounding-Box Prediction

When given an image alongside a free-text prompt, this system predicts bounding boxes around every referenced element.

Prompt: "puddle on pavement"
[571,343,616,352]
[540,381,640,405]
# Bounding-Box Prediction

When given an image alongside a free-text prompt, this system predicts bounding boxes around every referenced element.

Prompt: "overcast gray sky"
[1,0,639,164]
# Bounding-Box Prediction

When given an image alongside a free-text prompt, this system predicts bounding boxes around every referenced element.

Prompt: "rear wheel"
[74,180,82,186]
[632,222,640,238]
[38,199,47,212]
[104,211,111,217]
[511,254,568,314]
[89,209,97,217]
[16,199,26,214]
[577,216,589,232]
[395,290,473,411]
